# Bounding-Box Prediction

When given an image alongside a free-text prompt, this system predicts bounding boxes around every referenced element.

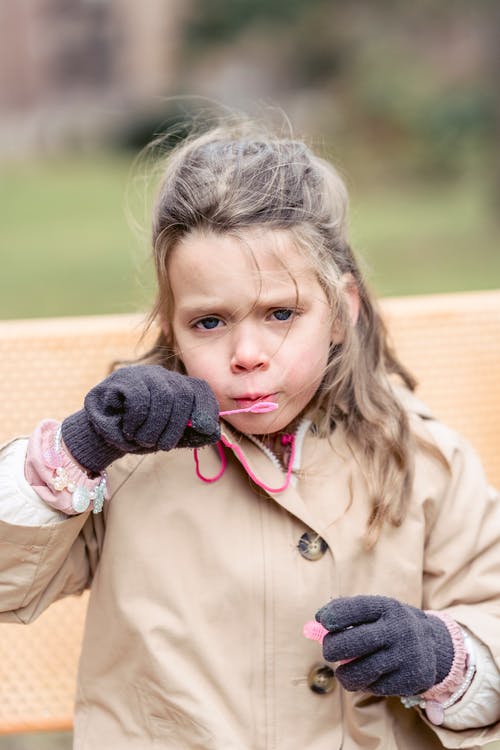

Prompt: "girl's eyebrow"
[177,293,302,317]
[175,297,230,316]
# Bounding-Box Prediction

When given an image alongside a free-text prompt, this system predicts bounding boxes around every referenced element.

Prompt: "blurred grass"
[0,152,153,320]
[0,152,499,321]
[0,732,72,749]
[350,175,500,297]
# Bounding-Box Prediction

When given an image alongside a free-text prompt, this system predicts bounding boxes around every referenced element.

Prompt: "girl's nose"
[230,329,270,373]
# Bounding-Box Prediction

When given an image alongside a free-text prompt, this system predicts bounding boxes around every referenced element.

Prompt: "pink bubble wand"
[188,400,278,427]
[218,401,278,416]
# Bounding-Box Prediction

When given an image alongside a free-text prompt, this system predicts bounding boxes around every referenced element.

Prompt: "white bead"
[72,486,90,513]
[92,482,106,514]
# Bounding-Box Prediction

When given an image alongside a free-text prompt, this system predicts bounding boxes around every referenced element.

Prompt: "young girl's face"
[167,228,338,435]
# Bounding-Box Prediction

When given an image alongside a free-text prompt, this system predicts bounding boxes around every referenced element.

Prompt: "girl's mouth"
[233,394,275,409]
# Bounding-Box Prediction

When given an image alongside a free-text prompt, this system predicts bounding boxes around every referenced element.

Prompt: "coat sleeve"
[0,438,103,624]
[441,631,500,730]
[0,438,67,525]
[419,419,500,746]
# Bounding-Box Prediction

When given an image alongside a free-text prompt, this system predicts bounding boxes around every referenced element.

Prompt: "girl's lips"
[233,394,275,409]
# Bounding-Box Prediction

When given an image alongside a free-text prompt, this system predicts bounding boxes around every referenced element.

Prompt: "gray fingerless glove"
[61,365,221,475]
[315,595,454,696]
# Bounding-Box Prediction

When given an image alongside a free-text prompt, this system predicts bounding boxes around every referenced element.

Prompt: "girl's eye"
[272,308,294,321]
[194,316,222,330]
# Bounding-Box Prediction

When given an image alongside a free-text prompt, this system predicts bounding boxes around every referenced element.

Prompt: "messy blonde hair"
[138,116,422,547]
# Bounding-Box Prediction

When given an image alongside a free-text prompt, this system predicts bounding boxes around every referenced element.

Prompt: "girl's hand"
[61,365,220,475]
[315,595,454,696]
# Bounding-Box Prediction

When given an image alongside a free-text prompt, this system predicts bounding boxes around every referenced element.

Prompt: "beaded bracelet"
[46,425,107,514]
[400,631,477,726]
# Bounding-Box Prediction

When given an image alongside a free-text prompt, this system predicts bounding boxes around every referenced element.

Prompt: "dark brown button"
[298,532,328,561]
[308,663,336,694]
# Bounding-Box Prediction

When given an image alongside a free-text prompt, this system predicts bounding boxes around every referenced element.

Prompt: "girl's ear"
[331,273,360,345]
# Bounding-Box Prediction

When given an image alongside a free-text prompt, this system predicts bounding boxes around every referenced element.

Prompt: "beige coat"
[1,391,500,749]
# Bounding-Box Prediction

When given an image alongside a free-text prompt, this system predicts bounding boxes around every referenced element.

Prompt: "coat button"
[298,531,328,561]
[308,663,336,694]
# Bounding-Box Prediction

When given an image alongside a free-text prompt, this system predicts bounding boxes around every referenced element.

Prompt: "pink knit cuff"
[422,611,468,702]
[25,419,107,515]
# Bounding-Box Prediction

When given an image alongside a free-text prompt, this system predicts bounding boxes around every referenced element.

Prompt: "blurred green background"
[1,150,498,321]
[1,0,499,323]
[0,0,499,748]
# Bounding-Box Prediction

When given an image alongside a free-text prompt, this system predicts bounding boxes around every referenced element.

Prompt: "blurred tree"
[186,0,313,44]
[180,0,499,194]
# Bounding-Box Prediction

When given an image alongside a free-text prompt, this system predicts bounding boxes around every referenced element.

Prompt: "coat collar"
[217,419,343,537]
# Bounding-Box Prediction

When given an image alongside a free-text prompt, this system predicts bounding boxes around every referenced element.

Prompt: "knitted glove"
[315,595,454,696]
[61,365,220,475]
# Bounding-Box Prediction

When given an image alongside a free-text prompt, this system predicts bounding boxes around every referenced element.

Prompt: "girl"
[1,118,500,750]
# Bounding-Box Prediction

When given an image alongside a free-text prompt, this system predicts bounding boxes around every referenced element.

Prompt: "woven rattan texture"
[0,597,87,734]
[382,290,500,490]
[0,314,151,442]
[0,313,153,734]
[0,290,498,734]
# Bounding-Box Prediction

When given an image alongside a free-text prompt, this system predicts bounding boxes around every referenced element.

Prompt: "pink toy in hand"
[303,620,329,643]
[303,620,356,665]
